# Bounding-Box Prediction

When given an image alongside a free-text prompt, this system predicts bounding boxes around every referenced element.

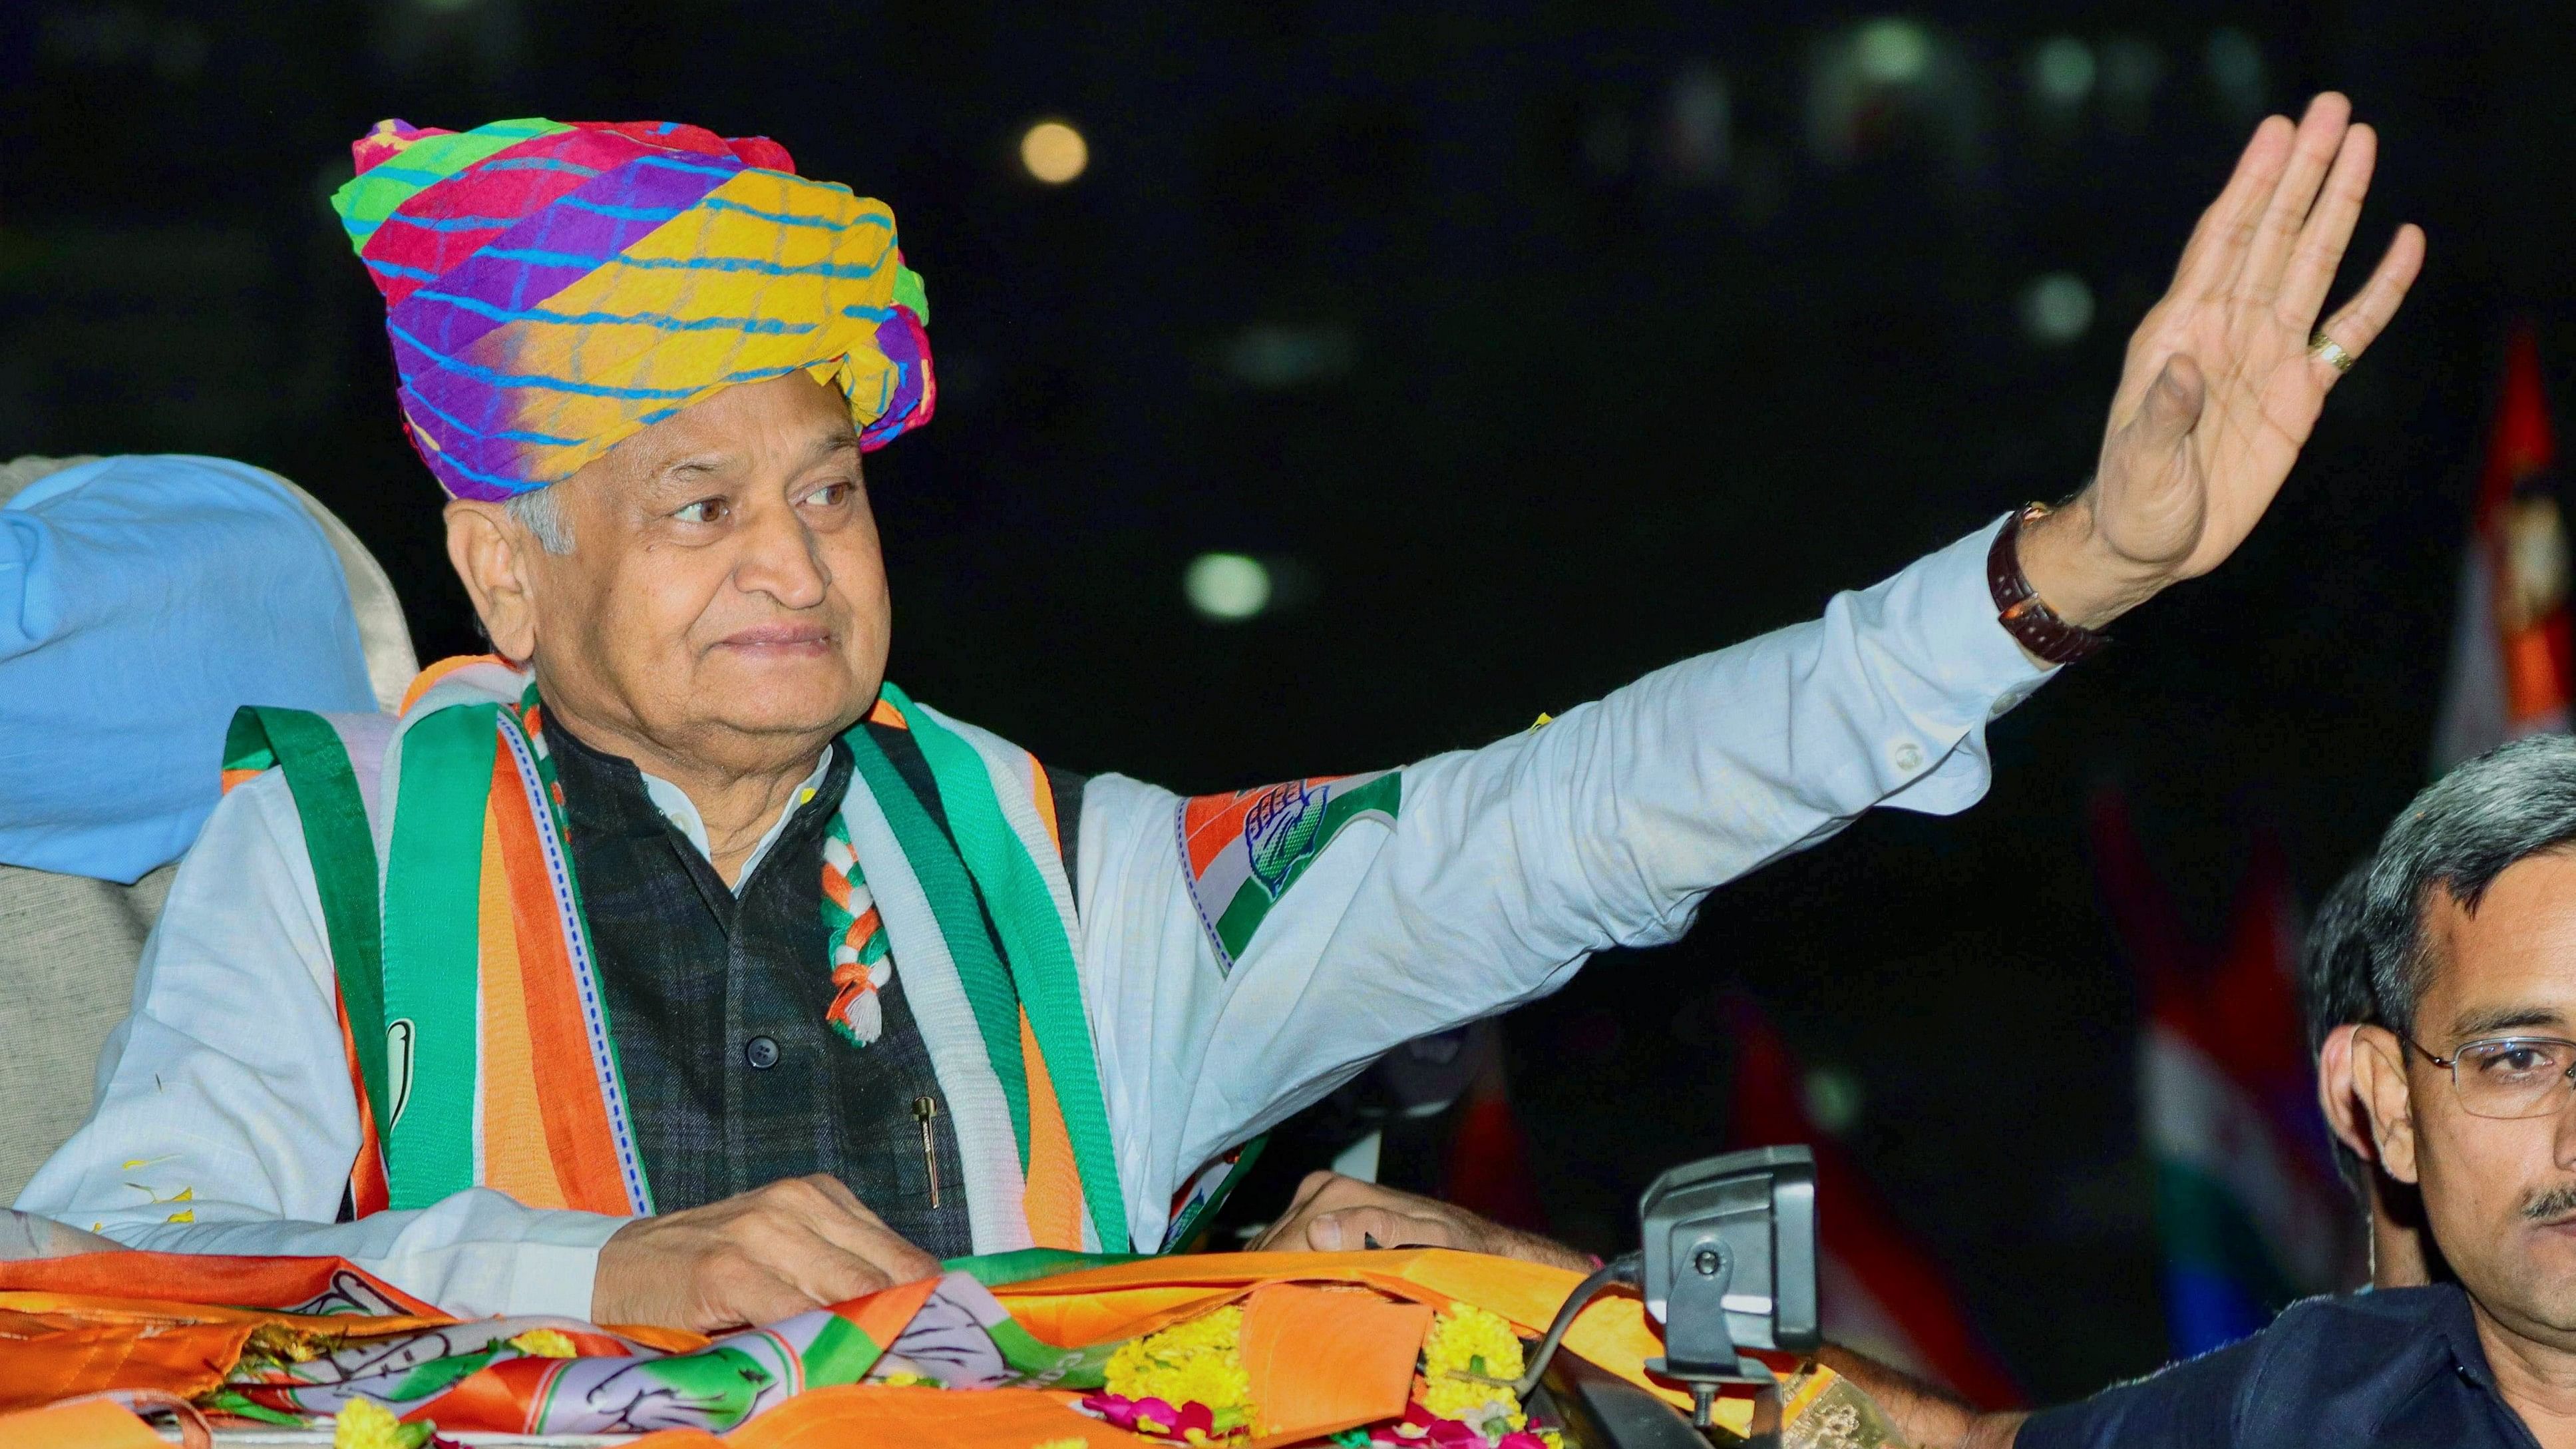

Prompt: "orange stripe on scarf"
[1027,751,1061,853]
[1019,1010,1085,1251]
[476,767,566,1211]
[399,653,508,714]
[491,743,636,1216]
[1014,753,1087,1247]
[334,993,390,1218]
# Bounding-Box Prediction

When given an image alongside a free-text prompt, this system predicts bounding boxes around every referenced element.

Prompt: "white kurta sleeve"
[1075,518,2055,1248]
[11,769,623,1317]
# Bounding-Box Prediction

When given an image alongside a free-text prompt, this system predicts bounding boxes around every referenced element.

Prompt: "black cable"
[1511,1251,1642,1399]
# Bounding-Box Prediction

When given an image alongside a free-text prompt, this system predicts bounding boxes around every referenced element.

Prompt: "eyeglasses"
[2406,1034,2576,1120]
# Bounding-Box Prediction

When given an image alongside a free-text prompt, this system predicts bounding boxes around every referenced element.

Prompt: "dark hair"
[2299,861,2378,1197]
[2360,733,2576,1041]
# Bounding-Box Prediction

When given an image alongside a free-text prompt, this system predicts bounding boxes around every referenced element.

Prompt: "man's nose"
[2549,1080,2576,1169]
[733,499,830,608]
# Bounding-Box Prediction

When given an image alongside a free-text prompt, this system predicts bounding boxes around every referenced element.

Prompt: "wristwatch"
[1986,503,2109,665]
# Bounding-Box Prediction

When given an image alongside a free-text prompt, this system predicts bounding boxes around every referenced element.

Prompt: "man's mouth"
[716,623,834,654]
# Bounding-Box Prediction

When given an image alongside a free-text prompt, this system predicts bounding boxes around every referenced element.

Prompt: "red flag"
[1723,996,2022,1409]
[2088,791,2357,1353]
[2434,325,2570,768]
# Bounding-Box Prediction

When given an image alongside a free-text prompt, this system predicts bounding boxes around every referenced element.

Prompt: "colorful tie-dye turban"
[331,117,934,502]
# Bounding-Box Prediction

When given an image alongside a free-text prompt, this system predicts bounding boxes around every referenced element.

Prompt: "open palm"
[2090,93,2424,589]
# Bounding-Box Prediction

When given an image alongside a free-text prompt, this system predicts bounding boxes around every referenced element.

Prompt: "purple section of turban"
[862,309,932,449]
[388,150,742,499]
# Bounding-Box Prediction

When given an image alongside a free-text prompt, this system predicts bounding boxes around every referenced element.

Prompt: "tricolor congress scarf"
[222,659,1137,1253]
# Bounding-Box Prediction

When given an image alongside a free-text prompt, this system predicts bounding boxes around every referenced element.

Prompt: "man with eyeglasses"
[1838,733,2576,1447]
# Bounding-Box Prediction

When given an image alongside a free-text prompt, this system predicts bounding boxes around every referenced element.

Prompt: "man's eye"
[2473,1042,2567,1078]
[675,498,729,524]
[805,480,856,508]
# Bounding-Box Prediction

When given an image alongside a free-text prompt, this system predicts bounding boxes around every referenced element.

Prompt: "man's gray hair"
[2360,733,2576,1038]
[505,487,574,554]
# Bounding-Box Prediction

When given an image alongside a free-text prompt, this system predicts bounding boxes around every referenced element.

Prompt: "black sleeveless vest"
[544,718,1079,1257]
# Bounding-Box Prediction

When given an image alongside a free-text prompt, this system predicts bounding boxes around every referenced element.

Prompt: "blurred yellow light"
[1019,121,1089,184]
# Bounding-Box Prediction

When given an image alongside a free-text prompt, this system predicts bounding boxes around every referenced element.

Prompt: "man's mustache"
[2523,1183,2576,1223]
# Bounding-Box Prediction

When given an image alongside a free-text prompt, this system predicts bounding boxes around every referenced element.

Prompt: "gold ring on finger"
[2308,331,2356,373]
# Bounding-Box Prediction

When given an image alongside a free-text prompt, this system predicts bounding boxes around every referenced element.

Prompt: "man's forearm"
[1814,1345,2028,1449]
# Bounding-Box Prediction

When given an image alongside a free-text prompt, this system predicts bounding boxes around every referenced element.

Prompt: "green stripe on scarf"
[842,722,1035,1164]
[222,708,395,1160]
[883,684,1131,1256]
[379,704,499,1209]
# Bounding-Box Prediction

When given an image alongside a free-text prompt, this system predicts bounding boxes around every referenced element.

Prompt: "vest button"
[744,1035,781,1070]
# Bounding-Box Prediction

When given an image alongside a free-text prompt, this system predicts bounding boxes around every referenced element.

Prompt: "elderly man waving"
[19,98,2418,1331]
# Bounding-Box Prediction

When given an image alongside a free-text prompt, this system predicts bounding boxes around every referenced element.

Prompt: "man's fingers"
[2310,224,2426,381]
[1308,1207,1458,1252]
[799,1172,890,1227]
[2277,123,2378,327]
[784,1177,940,1287]
[1282,1169,1342,1219]
[2168,113,2297,301]
[699,1249,827,1331]
[2241,93,2352,300]
[782,1221,906,1307]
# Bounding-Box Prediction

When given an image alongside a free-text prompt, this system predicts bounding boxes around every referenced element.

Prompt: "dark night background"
[6,0,2573,1404]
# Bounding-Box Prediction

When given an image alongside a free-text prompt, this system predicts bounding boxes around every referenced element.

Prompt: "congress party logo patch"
[1177,770,1401,973]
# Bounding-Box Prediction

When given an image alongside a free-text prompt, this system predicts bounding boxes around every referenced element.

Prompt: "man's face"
[468,371,890,772]
[2362,851,2576,1346]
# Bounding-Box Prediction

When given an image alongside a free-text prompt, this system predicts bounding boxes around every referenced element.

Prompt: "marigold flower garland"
[1085,1304,1254,1442]
[1079,1299,1564,1449]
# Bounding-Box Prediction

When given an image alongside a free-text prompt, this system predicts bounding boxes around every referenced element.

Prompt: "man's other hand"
[1816,1345,2029,1449]
[2018,91,2424,633]
[1246,1170,1594,1272]
[591,1173,940,1331]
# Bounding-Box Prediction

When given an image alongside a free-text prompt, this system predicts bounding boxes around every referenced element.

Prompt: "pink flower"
[1423,1418,1485,1448]
[1079,1393,1226,1442]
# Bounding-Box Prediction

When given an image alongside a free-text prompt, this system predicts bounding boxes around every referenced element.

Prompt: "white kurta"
[17,518,2050,1317]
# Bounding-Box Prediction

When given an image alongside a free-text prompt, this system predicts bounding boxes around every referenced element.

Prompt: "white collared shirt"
[638,751,834,887]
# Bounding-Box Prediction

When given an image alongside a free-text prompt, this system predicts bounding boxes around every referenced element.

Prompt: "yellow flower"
[507,1328,578,1358]
[331,1398,431,1449]
[1419,1304,1527,1430]
[1104,1305,1254,1426]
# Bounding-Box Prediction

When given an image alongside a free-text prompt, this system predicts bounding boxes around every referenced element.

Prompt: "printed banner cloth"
[0,1248,1719,1444]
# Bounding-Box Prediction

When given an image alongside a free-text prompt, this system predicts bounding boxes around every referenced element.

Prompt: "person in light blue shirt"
[0,454,389,883]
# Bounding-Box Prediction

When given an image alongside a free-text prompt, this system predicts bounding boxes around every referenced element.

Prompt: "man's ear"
[2317,1023,2378,1165]
[444,500,541,663]
[2350,1024,2421,1185]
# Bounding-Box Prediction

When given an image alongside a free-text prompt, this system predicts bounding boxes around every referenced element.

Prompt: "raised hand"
[2018,93,2426,630]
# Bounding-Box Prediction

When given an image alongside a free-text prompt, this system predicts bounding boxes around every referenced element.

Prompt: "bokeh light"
[2020,272,2096,346]
[1853,17,1931,86]
[1185,553,1272,622]
[2029,35,2095,106]
[1802,1066,1866,1135]
[1019,120,1089,184]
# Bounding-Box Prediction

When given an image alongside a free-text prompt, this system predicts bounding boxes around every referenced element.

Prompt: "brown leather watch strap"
[1987,503,2108,665]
